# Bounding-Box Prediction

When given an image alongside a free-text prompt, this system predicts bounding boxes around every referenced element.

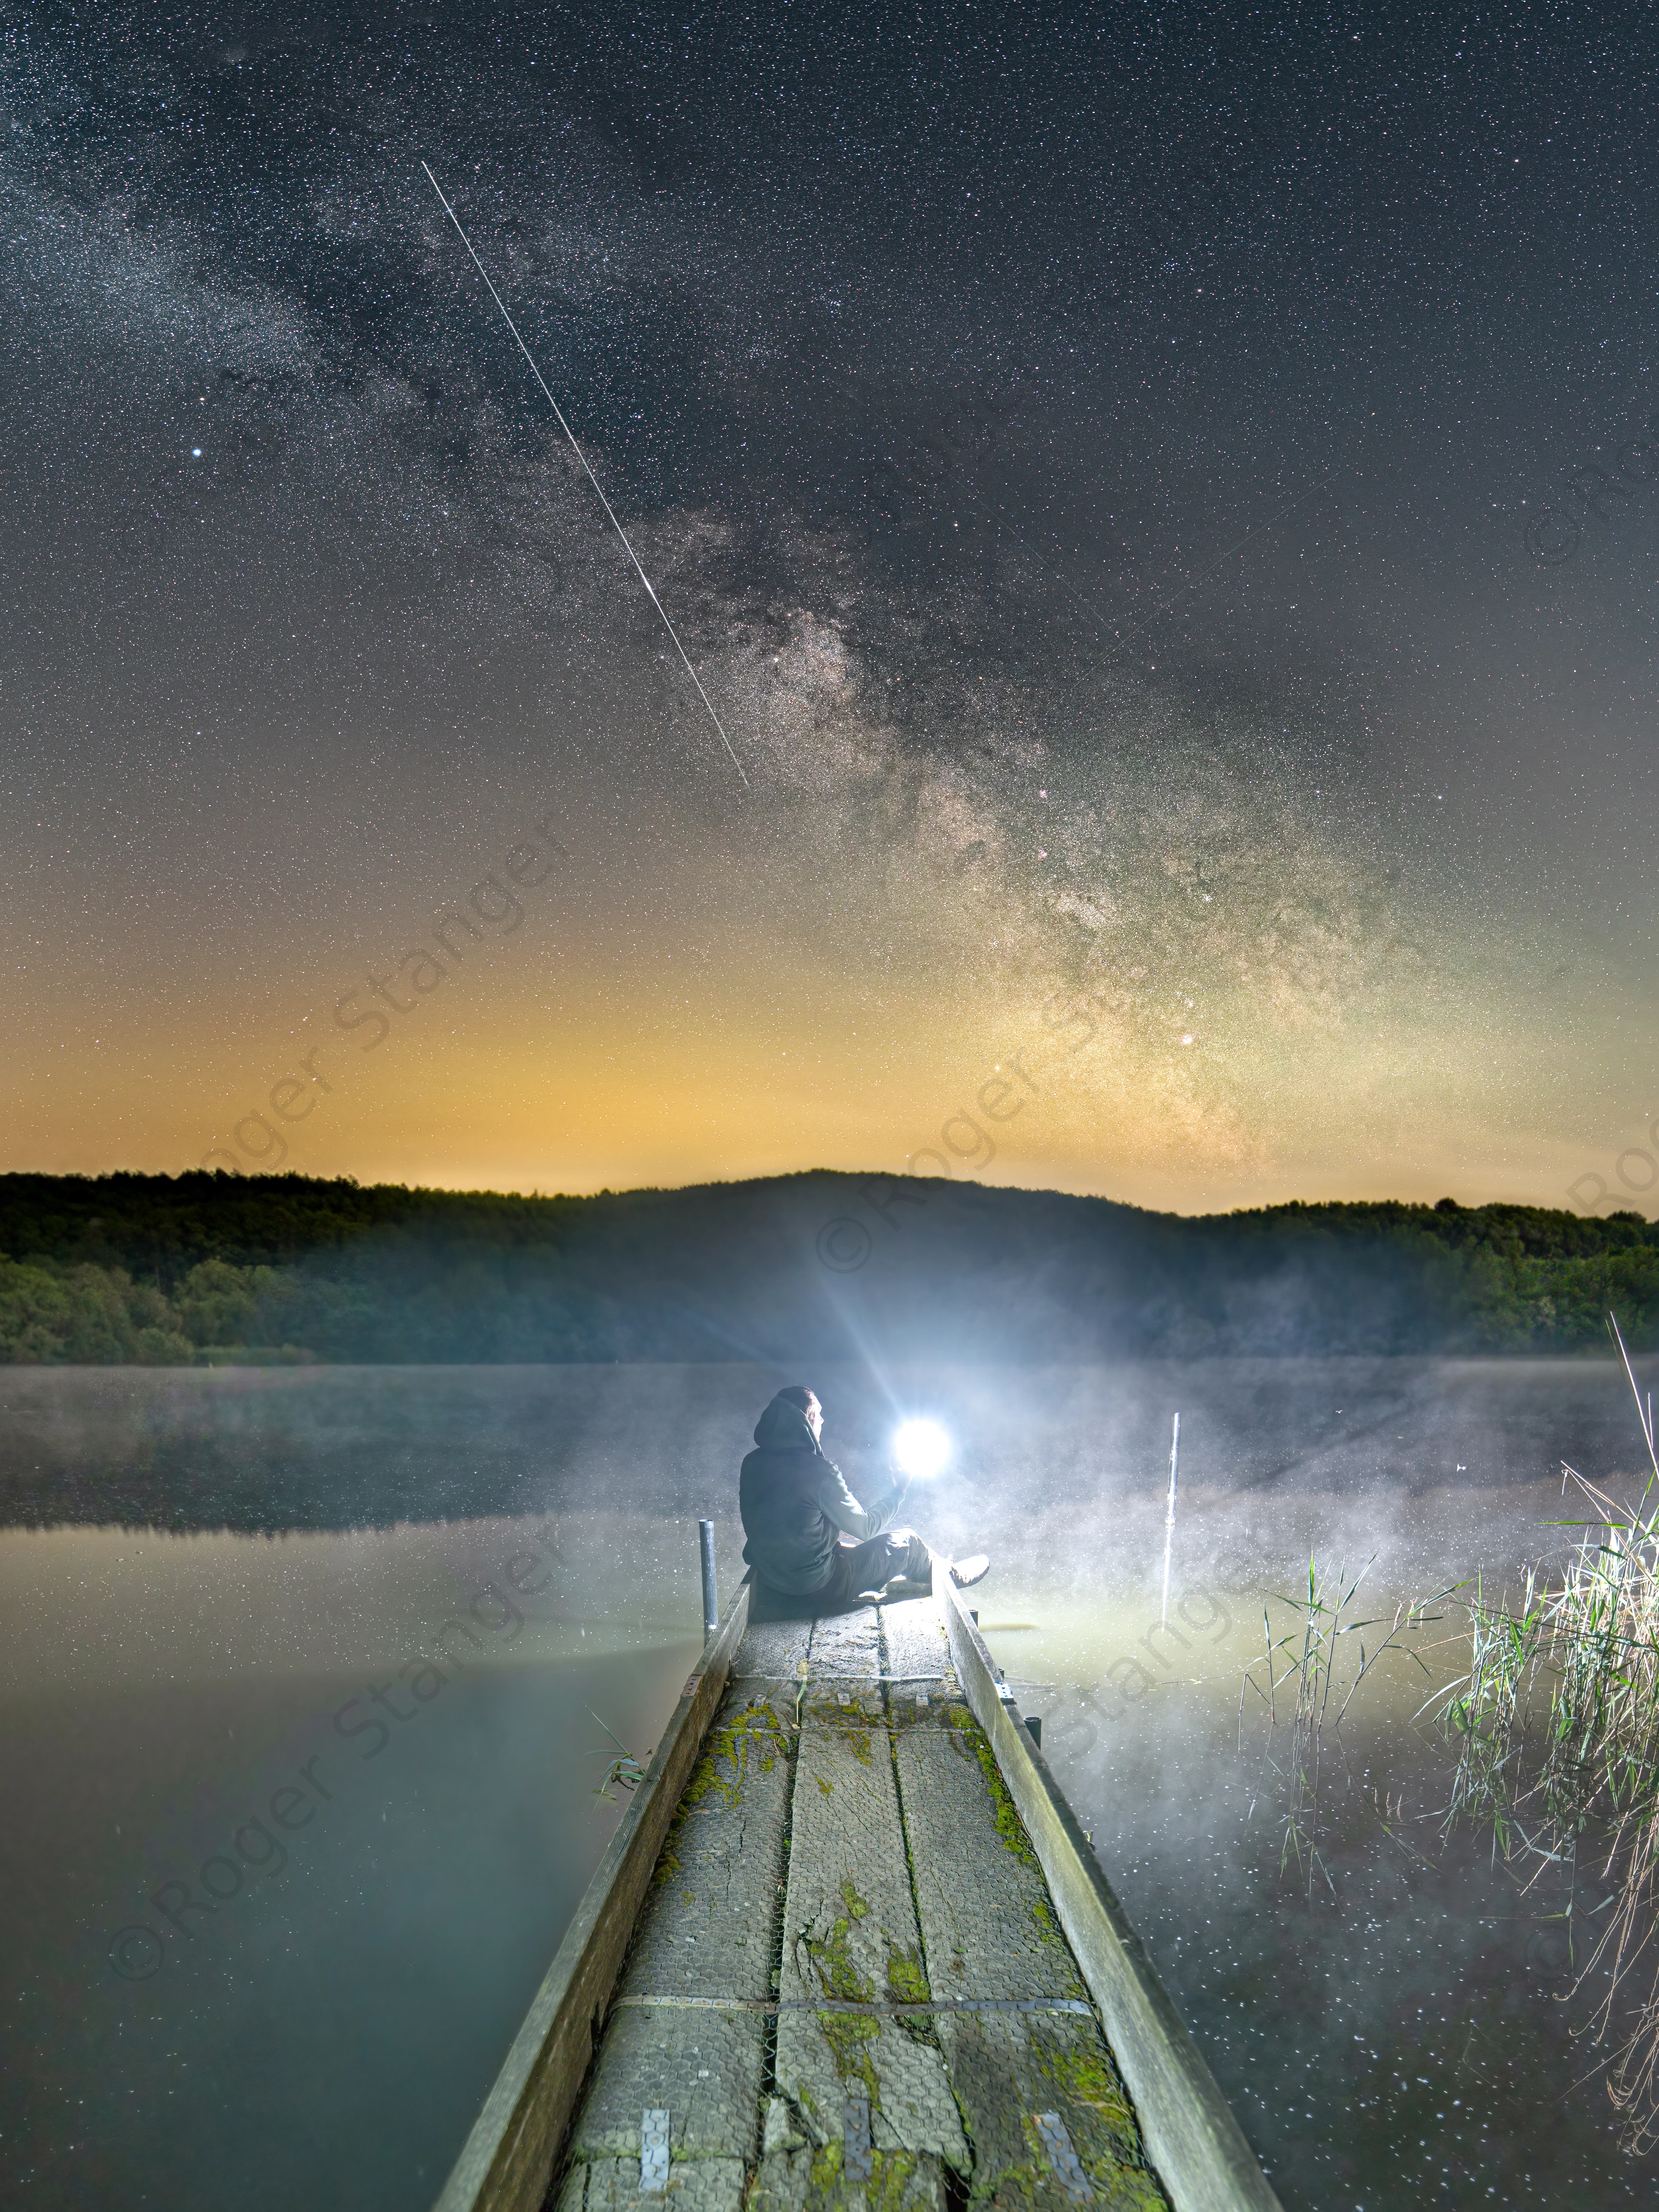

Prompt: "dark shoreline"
[2,1169,1655,1370]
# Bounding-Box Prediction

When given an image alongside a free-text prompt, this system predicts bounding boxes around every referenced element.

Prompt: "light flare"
[893,1418,951,1481]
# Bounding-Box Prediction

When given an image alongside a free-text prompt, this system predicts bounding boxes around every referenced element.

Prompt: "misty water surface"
[3,1356,1655,2210]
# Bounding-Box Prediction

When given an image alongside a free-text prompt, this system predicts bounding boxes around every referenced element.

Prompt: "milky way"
[2,3,1654,1209]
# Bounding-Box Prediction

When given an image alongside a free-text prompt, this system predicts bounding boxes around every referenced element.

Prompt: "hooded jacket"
[739,1393,905,1595]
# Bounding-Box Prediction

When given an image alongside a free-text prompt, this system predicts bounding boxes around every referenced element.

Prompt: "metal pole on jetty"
[698,1519,718,1640]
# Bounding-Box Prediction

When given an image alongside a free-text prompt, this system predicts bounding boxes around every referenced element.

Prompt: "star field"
[1,0,1655,1210]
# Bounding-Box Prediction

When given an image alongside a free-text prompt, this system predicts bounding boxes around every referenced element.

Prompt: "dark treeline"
[0,1170,1653,1364]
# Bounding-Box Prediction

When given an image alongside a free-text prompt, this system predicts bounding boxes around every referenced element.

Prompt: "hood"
[752,1393,821,1452]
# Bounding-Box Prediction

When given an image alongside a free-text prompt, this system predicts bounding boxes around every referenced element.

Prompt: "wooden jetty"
[433,1573,1281,2212]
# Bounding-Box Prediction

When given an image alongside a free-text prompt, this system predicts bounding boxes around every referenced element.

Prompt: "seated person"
[739,1384,988,1612]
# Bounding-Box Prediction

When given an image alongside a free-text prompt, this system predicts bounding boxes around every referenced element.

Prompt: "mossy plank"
[885,1597,1167,2209]
[777,1651,967,2170]
[567,1691,792,2165]
[751,2143,950,2212]
[547,1596,1184,2212]
[933,2012,1167,2212]
[893,1703,1082,2001]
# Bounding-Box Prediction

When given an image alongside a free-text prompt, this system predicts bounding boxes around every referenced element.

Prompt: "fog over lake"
[3,1356,1653,2209]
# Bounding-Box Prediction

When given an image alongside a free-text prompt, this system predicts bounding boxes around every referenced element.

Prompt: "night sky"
[3,0,1656,1213]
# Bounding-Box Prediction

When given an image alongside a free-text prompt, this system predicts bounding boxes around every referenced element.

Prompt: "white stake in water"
[1160,1411,1180,1630]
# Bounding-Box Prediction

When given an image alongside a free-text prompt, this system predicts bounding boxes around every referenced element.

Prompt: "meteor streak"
[420,159,748,787]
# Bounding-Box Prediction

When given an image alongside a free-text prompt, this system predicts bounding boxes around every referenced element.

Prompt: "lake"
[2,1356,1653,2209]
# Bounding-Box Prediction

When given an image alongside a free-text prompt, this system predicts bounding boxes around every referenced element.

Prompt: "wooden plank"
[884,1596,1167,2209]
[556,1687,796,2212]
[934,1578,1284,2212]
[431,1577,754,2212]
[760,1614,965,2212]
[729,1613,814,1686]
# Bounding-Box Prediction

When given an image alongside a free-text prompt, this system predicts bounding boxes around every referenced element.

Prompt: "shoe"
[949,1554,990,1590]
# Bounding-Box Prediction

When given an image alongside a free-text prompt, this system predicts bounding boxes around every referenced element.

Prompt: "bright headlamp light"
[892,1418,950,1481]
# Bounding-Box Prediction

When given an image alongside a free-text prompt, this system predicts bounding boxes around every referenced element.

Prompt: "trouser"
[814,1529,934,1612]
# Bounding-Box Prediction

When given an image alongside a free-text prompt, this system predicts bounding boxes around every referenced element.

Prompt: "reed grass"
[1425,1316,1659,2150]
[1240,1556,1449,1901]
[587,1706,652,1802]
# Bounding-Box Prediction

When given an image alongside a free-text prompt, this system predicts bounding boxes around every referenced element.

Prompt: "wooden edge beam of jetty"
[431,1575,756,2212]
[432,1564,1281,2212]
[932,1576,1282,2212]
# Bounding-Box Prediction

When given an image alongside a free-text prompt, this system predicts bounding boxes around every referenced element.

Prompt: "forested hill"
[0,1170,1653,1365]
